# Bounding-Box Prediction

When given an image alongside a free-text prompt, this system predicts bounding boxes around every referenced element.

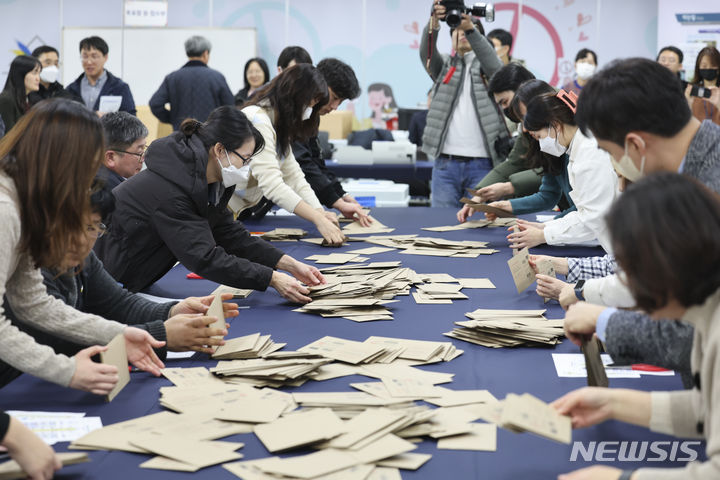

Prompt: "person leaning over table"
[94,105,324,304]
[476,81,578,224]
[554,172,720,480]
[0,98,163,395]
[456,67,549,224]
[501,88,619,251]
[1,182,237,385]
[529,58,720,387]
[230,64,345,245]
[293,58,371,227]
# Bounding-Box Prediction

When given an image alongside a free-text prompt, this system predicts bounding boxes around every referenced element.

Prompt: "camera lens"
[446,9,462,28]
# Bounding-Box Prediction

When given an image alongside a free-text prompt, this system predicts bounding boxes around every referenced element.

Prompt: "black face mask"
[699,68,719,81]
[503,107,518,123]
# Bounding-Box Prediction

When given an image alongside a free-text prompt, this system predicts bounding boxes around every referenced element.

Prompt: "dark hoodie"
[94,131,284,292]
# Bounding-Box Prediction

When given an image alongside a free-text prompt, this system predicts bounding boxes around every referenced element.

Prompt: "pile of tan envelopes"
[445,309,565,348]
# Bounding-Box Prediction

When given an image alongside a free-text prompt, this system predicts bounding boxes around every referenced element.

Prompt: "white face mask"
[302,106,313,121]
[576,62,596,80]
[218,150,251,187]
[40,65,59,84]
[538,128,567,157]
[611,140,646,182]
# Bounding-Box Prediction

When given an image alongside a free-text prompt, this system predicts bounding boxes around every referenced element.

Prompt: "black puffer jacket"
[95,131,284,292]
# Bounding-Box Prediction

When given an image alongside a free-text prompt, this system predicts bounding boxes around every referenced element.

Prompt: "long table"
[0,208,699,479]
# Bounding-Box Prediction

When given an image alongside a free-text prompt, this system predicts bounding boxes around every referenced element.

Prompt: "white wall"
[0,0,660,118]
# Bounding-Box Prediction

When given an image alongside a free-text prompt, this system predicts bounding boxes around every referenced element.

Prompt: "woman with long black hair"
[0,55,41,132]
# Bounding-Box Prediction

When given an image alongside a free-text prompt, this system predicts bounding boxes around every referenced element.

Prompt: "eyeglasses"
[86,222,107,238]
[232,150,252,166]
[113,147,147,159]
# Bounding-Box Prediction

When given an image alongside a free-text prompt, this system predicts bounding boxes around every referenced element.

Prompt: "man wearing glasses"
[66,36,136,116]
[97,111,148,190]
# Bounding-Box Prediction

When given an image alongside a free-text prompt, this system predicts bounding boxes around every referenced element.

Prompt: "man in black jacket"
[28,45,82,105]
[292,58,370,225]
[66,36,136,115]
[149,36,235,130]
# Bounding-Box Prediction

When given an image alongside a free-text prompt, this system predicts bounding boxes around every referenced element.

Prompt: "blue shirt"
[509,154,575,217]
[80,70,108,110]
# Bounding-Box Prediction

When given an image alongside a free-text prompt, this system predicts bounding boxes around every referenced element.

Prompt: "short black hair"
[487,29,513,49]
[575,58,691,147]
[31,45,58,58]
[79,36,108,56]
[243,57,270,90]
[102,112,148,151]
[657,45,683,64]
[317,58,360,100]
[90,179,116,223]
[488,63,535,95]
[608,172,720,312]
[277,46,312,70]
[575,48,597,65]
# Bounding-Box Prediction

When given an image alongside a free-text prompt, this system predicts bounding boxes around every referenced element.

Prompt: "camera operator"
[421,0,510,208]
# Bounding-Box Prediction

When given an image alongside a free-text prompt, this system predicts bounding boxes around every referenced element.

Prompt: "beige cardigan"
[0,172,124,387]
[228,104,323,215]
[637,288,720,478]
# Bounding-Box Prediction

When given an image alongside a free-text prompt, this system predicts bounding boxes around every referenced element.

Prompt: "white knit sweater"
[0,172,124,387]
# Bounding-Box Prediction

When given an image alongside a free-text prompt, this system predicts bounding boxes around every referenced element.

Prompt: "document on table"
[7,411,102,445]
[551,353,641,378]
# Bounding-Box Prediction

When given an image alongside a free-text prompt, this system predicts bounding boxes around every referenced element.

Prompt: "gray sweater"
[637,288,720,479]
[604,120,720,386]
[0,172,124,387]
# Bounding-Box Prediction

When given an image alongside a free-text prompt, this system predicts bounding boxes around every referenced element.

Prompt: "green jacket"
[473,134,542,197]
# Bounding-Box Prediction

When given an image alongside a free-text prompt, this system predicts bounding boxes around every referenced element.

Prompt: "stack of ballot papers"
[336,208,371,223]
[70,411,249,472]
[357,235,499,258]
[210,355,333,388]
[305,252,370,264]
[422,217,516,232]
[261,228,308,241]
[444,309,565,348]
[211,332,286,360]
[158,383,297,422]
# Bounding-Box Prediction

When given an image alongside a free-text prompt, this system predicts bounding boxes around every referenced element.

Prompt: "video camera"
[440,1,495,28]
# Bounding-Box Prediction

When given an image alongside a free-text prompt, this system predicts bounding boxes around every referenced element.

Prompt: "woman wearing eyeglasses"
[95,105,325,304]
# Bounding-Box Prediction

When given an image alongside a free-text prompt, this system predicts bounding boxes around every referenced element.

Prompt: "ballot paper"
[422,217,516,232]
[299,336,387,364]
[551,353,641,378]
[456,278,496,289]
[345,246,396,255]
[261,228,308,241]
[537,258,557,303]
[342,216,395,234]
[206,294,226,343]
[132,435,243,470]
[98,95,122,112]
[307,253,362,264]
[0,452,89,479]
[507,247,535,293]
[6,411,102,446]
[499,393,572,444]
[376,452,432,470]
[161,367,227,388]
[99,334,130,402]
[368,467,403,480]
[253,408,345,452]
[436,423,497,451]
[582,338,609,387]
[460,197,515,218]
[212,333,285,360]
[211,284,253,299]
